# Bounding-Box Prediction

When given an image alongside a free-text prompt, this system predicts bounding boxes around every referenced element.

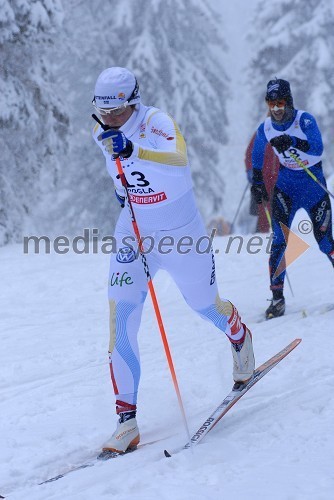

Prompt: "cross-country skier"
[92,67,255,454]
[251,78,334,319]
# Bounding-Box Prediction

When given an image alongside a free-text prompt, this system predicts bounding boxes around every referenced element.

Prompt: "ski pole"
[263,205,272,230]
[92,114,192,445]
[264,204,294,298]
[289,153,334,200]
[230,182,249,233]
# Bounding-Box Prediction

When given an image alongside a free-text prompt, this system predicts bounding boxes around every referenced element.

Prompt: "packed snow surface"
[1,227,333,499]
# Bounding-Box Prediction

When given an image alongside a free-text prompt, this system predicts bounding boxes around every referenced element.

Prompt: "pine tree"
[0,0,69,244]
[51,0,229,236]
[112,0,229,220]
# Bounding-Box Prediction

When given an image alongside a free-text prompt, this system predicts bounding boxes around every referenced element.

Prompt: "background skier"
[251,78,334,319]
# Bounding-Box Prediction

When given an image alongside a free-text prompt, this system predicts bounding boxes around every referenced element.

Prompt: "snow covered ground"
[1,226,334,500]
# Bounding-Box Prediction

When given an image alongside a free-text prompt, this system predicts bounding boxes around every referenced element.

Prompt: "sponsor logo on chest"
[129,192,167,204]
[139,123,146,138]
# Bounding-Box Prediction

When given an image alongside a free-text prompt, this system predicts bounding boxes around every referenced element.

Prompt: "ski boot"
[266,297,285,320]
[231,325,255,390]
[101,402,140,455]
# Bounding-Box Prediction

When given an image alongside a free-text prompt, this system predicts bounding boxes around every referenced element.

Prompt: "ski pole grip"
[92,113,110,131]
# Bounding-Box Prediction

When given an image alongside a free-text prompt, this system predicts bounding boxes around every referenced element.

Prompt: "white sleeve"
[132,111,188,167]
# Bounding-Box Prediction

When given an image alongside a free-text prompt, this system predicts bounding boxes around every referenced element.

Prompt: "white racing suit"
[93,104,246,409]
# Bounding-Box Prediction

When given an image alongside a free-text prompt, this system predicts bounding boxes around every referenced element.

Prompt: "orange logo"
[118,92,126,99]
[273,222,310,279]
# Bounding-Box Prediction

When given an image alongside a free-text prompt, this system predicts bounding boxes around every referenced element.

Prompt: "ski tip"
[164,449,172,458]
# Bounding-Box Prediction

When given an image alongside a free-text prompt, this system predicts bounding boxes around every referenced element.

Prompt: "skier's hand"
[98,129,133,159]
[251,184,269,205]
[270,134,293,154]
[251,169,269,205]
[115,189,125,208]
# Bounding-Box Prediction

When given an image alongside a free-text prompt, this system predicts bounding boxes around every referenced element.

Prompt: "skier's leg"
[103,224,158,452]
[176,264,254,383]
[266,186,297,318]
[306,193,334,266]
[161,213,255,383]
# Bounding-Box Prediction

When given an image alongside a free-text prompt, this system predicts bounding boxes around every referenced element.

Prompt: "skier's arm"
[252,123,268,171]
[97,112,187,167]
[251,124,269,204]
[296,112,323,155]
[270,113,323,155]
[135,111,187,167]
[92,122,126,207]
[245,133,256,183]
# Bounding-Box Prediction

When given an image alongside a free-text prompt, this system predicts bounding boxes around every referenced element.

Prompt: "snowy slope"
[1,230,333,500]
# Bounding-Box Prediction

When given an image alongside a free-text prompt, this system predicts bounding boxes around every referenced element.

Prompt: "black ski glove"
[293,137,310,152]
[251,169,269,205]
[270,134,293,154]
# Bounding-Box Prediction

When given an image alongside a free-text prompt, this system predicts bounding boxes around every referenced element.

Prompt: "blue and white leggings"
[107,212,246,408]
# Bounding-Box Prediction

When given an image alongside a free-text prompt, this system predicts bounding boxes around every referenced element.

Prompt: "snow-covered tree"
[48,0,229,236]
[249,0,334,170]
[0,0,69,245]
[110,0,229,220]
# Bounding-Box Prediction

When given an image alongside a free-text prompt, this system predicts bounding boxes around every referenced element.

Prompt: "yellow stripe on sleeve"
[147,110,163,126]
[138,117,188,167]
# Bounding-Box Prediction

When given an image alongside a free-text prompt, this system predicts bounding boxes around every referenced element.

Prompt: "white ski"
[164,338,301,457]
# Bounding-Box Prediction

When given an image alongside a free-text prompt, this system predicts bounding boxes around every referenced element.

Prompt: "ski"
[257,304,334,323]
[39,437,163,485]
[39,461,96,484]
[164,338,301,457]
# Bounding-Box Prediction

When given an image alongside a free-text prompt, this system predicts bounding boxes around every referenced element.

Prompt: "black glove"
[251,169,269,205]
[270,134,293,154]
[294,137,310,152]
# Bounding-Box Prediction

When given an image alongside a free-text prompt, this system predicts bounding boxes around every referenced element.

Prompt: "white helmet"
[93,67,140,108]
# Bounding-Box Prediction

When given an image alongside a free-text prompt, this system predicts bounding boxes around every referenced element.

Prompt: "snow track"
[1,236,333,499]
